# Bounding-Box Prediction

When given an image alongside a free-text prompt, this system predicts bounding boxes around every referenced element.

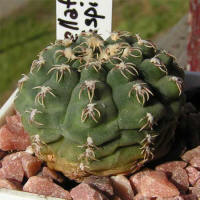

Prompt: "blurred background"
[0,0,190,106]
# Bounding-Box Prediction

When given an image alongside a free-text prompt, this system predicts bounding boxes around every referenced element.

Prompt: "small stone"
[131,170,179,198]
[112,196,122,200]
[0,125,16,151]
[6,115,31,150]
[186,166,200,186]
[0,152,42,183]
[23,176,71,199]
[181,194,198,200]
[0,178,21,190]
[0,152,25,182]
[170,168,189,194]
[130,170,148,193]
[157,196,184,200]
[158,195,197,200]
[42,167,64,183]
[156,161,187,176]
[6,115,24,134]
[194,179,200,188]
[181,147,200,163]
[0,125,30,151]
[111,175,135,200]
[157,195,198,200]
[190,157,200,169]
[84,175,114,197]
[10,180,23,190]
[133,193,153,200]
[22,154,42,178]
[189,187,200,198]
[37,171,53,182]
[70,183,109,200]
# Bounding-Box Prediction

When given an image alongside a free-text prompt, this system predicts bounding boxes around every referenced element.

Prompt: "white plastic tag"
[56,0,113,40]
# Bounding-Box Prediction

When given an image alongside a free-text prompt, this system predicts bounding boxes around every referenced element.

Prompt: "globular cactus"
[15,31,185,181]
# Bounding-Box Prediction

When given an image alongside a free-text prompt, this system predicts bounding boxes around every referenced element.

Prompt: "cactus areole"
[15,31,185,181]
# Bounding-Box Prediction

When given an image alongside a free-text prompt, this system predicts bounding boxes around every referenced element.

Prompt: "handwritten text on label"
[56,0,113,40]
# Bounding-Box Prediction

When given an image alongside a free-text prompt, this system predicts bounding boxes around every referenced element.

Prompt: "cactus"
[15,31,185,181]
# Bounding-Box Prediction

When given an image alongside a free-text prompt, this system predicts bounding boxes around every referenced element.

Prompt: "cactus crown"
[15,31,185,181]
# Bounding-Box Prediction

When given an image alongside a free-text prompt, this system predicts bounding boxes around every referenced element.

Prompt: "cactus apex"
[85,36,104,52]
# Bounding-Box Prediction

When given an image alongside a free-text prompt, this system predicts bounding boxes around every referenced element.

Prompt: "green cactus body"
[15,31,184,181]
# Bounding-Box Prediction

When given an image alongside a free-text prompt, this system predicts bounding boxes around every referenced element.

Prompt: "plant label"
[56,0,113,40]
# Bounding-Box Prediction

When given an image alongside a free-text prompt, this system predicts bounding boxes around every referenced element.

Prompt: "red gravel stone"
[10,180,23,190]
[130,169,149,193]
[0,152,42,182]
[112,196,122,200]
[111,175,135,200]
[170,168,189,194]
[0,178,21,190]
[0,124,30,151]
[186,166,200,186]
[181,194,198,200]
[23,176,71,199]
[133,193,153,200]
[157,196,184,200]
[189,187,200,198]
[182,147,200,163]
[0,125,17,151]
[22,154,42,178]
[157,195,198,200]
[131,170,179,198]
[0,152,25,182]
[156,161,187,176]
[6,115,24,134]
[194,179,200,188]
[37,171,53,182]
[84,175,114,197]
[70,183,108,200]
[190,157,200,169]
[42,167,64,183]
